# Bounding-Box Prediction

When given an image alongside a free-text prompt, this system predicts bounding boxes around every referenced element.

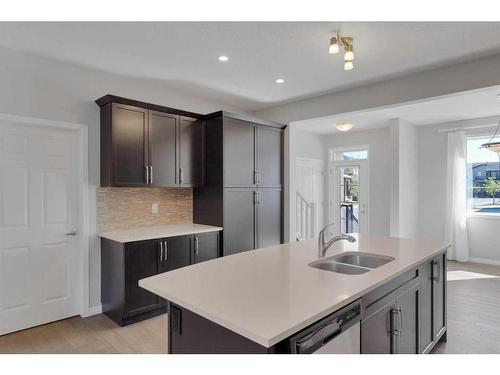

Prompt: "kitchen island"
[139,234,449,354]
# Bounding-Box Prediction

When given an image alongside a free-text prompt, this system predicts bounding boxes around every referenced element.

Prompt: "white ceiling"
[294,86,500,134]
[1,22,500,111]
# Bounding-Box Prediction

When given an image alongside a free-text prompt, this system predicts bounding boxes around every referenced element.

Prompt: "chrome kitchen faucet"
[318,223,356,257]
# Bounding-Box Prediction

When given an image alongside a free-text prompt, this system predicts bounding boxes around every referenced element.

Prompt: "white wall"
[0,47,246,310]
[325,127,392,236]
[295,130,325,160]
[253,53,500,124]
[418,117,500,263]
[390,119,419,238]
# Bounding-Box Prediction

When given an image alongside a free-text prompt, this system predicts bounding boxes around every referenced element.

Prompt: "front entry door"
[330,160,369,235]
[0,121,80,335]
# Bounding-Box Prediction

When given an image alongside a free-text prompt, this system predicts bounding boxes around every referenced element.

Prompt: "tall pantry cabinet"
[194,112,285,256]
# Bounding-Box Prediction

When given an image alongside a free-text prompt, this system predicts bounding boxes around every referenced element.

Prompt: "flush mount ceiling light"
[275,78,285,84]
[335,122,354,132]
[218,55,229,62]
[329,32,355,71]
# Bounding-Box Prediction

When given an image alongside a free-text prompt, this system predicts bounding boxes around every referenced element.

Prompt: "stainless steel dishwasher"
[288,300,361,354]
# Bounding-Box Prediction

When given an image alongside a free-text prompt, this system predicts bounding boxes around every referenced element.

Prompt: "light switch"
[152,203,159,214]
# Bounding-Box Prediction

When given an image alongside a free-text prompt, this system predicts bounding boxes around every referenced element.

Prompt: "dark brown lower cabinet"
[361,278,420,354]
[101,231,220,326]
[420,253,447,353]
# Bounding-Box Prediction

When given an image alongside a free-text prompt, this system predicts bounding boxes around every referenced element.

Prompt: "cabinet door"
[256,126,282,188]
[419,261,433,353]
[395,283,420,354]
[256,189,282,248]
[361,299,395,354]
[223,188,255,256]
[433,254,446,339]
[149,111,178,187]
[160,235,191,272]
[223,118,255,187]
[111,104,149,186]
[193,232,220,264]
[124,240,161,317]
[179,116,204,187]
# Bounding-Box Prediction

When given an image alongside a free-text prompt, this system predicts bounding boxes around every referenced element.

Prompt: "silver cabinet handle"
[390,307,401,336]
[164,241,168,261]
[194,237,199,255]
[257,170,261,185]
[432,259,440,282]
[145,165,149,184]
[179,167,184,185]
[65,229,78,236]
[150,165,153,184]
[398,307,404,336]
[160,241,164,261]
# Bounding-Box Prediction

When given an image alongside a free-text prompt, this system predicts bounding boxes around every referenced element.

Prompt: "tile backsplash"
[97,187,193,232]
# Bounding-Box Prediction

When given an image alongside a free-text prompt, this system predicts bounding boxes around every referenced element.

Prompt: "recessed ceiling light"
[335,122,354,132]
[218,55,229,62]
[276,78,285,84]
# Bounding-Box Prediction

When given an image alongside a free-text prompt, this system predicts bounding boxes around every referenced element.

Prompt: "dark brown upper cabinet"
[149,110,178,187]
[97,95,204,188]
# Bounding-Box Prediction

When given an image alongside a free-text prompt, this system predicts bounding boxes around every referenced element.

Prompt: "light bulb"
[329,37,339,54]
[335,123,354,132]
[344,61,353,71]
[344,50,354,61]
[218,55,229,62]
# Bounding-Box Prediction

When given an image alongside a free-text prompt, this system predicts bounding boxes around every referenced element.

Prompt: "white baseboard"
[81,304,102,317]
[468,257,500,266]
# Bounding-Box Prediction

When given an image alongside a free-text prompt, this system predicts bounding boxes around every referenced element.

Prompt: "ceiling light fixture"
[328,32,355,70]
[329,36,340,54]
[276,78,285,84]
[218,55,229,62]
[335,122,354,132]
[482,119,500,153]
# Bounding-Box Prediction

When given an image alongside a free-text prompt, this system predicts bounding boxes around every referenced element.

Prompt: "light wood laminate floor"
[1,261,500,354]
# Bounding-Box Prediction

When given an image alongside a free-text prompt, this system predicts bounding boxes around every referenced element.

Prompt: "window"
[332,148,368,161]
[466,137,500,215]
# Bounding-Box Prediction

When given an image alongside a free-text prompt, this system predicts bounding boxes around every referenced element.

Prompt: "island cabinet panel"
[419,253,447,353]
[194,113,285,257]
[433,253,447,340]
[149,110,178,187]
[361,276,421,354]
[97,95,205,188]
[101,231,220,326]
[361,298,394,354]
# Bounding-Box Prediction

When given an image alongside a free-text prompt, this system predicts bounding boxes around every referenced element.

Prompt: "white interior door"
[0,121,80,335]
[329,160,369,236]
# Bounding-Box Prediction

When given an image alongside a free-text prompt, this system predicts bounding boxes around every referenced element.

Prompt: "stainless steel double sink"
[309,252,395,275]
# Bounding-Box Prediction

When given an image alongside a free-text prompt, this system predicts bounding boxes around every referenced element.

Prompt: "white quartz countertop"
[139,234,449,347]
[98,224,222,243]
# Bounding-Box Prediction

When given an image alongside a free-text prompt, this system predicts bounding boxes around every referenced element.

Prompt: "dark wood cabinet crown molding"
[95,94,287,129]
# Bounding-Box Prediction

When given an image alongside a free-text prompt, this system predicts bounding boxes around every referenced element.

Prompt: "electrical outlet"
[152,203,159,214]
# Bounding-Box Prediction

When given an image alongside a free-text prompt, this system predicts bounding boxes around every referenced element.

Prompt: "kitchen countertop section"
[98,224,222,243]
[139,234,449,348]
